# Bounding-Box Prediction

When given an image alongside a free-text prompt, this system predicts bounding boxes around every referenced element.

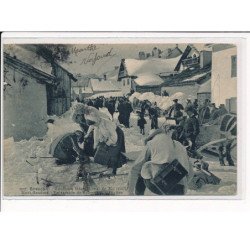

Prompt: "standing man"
[117,98,125,126]
[107,98,116,120]
[184,107,200,151]
[123,98,133,128]
[199,99,211,125]
[168,99,184,124]
[149,102,159,129]
[185,99,193,112]
[193,99,199,111]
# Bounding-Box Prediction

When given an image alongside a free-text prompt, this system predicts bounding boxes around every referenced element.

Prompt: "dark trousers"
[226,152,235,166]
[218,150,225,166]
[124,115,130,128]
[151,117,158,129]
[188,134,197,151]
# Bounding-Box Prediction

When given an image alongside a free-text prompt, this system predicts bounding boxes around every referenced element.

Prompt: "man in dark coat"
[149,103,159,129]
[168,99,184,124]
[123,99,133,128]
[140,100,147,114]
[184,107,200,151]
[193,99,199,111]
[199,99,211,124]
[117,99,126,126]
[107,98,116,120]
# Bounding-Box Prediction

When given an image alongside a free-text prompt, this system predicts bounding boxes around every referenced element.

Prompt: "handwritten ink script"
[80,48,116,66]
[71,44,98,55]
[71,44,116,66]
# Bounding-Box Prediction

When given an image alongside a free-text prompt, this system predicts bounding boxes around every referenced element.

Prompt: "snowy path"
[3,107,237,196]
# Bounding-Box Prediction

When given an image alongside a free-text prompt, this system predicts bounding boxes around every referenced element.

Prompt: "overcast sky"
[63,43,207,76]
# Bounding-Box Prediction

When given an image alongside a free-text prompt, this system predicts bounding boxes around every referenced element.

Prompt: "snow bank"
[129,91,187,110]
[134,73,164,86]
[3,104,237,196]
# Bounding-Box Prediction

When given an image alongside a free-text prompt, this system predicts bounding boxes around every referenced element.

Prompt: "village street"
[3,43,238,197]
[3,106,237,196]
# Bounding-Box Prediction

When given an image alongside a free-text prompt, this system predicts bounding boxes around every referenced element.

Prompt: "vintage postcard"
[1,34,241,198]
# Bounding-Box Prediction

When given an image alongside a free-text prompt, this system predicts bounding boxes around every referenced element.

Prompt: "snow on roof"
[124,56,181,76]
[198,79,211,93]
[90,78,120,92]
[90,91,123,99]
[181,72,208,82]
[134,73,164,86]
[160,47,183,58]
[72,86,93,95]
[4,44,53,75]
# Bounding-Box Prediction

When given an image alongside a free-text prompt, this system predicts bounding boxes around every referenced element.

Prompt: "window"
[127,78,130,85]
[231,55,237,78]
[123,79,125,86]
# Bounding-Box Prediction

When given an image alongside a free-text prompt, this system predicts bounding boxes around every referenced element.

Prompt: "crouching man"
[49,130,88,165]
[128,130,193,195]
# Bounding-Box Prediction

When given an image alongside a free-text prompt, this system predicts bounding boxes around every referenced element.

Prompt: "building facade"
[211,45,237,106]
[3,53,56,141]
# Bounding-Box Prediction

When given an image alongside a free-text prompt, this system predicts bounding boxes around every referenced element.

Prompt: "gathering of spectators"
[74,93,233,167]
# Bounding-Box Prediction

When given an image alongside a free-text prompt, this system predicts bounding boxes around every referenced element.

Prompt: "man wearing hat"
[184,106,200,151]
[168,99,184,124]
[185,98,193,112]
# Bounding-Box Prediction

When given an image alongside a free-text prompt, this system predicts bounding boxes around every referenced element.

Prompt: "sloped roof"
[4,52,56,85]
[4,44,77,81]
[90,79,120,92]
[160,47,183,59]
[72,86,93,95]
[134,73,164,86]
[104,67,120,80]
[4,44,53,75]
[198,79,211,93]
[72,75,90,87]
[124,56,181,76]
[175,44,200,71]
[181,72,208,83]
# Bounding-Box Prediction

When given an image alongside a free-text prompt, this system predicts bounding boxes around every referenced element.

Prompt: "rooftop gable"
[120,56,181,78]
[89,78,120,92]
[4,52,56,85]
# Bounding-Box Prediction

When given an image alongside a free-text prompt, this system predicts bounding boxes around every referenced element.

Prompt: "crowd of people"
[47,94,234,195]
[73,95,233,165]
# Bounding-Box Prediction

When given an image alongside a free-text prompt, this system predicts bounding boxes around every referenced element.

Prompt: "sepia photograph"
[2,39,238,197]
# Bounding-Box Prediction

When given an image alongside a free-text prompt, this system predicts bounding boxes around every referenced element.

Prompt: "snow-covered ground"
[3,107,237,197]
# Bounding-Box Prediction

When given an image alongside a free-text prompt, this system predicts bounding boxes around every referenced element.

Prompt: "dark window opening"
[231,55,237,78]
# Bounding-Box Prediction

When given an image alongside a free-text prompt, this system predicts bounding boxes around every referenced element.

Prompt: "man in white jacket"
[128,130,193,195]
